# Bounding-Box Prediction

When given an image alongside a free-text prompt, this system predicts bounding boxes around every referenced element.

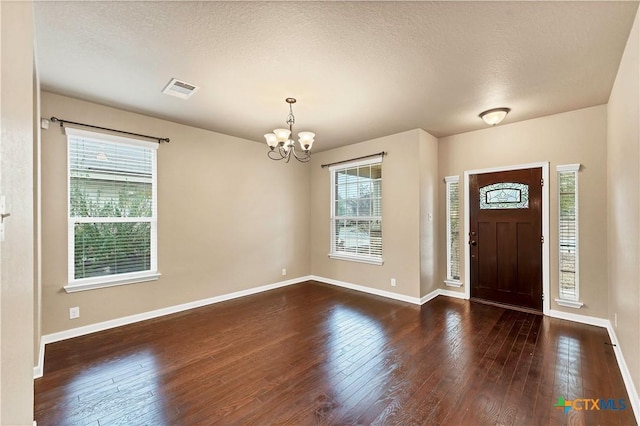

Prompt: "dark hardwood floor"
[35,281,635,425]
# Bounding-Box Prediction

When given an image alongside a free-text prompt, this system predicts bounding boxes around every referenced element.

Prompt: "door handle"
[469,240,477,246]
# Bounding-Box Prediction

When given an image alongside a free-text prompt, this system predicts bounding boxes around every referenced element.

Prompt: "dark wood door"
[469,168,542,311]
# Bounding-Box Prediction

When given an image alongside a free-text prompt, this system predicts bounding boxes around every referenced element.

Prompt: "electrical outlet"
[69,306,80,320]
[614,313,617,328]
[282,268,287,276]
[391,278,397,287]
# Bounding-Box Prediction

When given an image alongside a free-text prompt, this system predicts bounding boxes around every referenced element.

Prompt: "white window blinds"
[557,164,580,302]
[67,128,158,288]
[445,176,461,283]
[330,158,383,264]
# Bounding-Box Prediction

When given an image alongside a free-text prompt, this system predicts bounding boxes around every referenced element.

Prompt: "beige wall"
[33,56,42,368]
[419,130,439,296]
[1,1,35,424]
[41,92,310,334]
[309,129,438,299]
[607,8,640,403]
[438,105,609,318]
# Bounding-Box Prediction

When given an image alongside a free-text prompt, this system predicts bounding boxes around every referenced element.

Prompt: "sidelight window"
[445,176,461,286]
[556,164,582,308]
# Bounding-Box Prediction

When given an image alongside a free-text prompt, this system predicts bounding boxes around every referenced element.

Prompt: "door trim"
[463,162,550,315]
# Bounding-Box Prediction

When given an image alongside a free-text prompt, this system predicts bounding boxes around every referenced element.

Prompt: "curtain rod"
[320,151,387,168]
[50,117,170,144]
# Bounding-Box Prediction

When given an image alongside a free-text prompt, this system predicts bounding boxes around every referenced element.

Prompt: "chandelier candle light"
[264,98,315,162]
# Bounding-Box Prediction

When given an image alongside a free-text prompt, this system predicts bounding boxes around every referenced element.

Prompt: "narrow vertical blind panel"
[68,135,157,282]
[559,170,578,300]
[331,161,382,261]
[447,180,460,280]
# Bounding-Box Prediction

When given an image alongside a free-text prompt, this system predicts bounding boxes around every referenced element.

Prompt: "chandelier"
[264,98,315,162]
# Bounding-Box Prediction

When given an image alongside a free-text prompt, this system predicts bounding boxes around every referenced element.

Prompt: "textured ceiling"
[35,1,639,151]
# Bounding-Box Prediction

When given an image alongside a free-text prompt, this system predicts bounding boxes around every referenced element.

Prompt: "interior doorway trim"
[463,162,550,315]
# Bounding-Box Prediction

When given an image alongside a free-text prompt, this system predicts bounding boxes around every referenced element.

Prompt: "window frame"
[64,128,160,293]
[329,157,383,265]
[445,175,462,287]
[555,163,582,308]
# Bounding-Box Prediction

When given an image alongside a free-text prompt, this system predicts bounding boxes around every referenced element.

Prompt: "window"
[479,182,529,209]
[445,176,461,286]
[65,128,159,292]
[556,164,582,308]
[330,158,382,265]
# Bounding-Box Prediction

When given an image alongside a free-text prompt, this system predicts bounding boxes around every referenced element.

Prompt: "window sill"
[554,298,583,309]
[328,253,384,266]
[444,279,463,288]
[64,272,161,293]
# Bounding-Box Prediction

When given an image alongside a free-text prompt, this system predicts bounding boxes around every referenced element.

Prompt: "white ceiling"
[35,1,639,152]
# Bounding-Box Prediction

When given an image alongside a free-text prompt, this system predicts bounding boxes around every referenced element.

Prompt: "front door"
[469,167,542,311]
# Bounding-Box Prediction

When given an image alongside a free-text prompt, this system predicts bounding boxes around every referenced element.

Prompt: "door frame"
[463,162,550,315]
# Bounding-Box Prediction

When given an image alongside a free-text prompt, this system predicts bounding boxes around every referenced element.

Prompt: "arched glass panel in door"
[479,182,529,209]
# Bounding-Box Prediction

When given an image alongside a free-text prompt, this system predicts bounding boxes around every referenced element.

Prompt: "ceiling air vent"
[162,78,199,99]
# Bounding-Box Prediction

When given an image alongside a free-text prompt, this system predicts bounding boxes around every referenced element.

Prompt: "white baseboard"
[419,288,467,304]
[311,276,467,306]
[419,289,441,305]
[547,308,609,328]
[34,275,312,379]
[33,338,45,379]
[438,289,467,300]
[606,321,640,423]
[421,288,466,304]
[309,275,422,304]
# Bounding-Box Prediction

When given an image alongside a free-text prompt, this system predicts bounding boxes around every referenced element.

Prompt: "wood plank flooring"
[34,281,636,425]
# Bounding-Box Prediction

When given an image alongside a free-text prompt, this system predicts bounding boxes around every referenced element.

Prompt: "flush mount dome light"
[479,107,511,126]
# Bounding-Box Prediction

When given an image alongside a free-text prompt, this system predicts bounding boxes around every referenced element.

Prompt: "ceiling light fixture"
[479,107,511,126]
[264,98,314,163]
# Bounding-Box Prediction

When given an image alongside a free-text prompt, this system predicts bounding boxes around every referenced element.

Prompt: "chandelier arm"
[279,145,288,158]
[291,147,311,162]
[278,145,293,163]
[268,149,286,161]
